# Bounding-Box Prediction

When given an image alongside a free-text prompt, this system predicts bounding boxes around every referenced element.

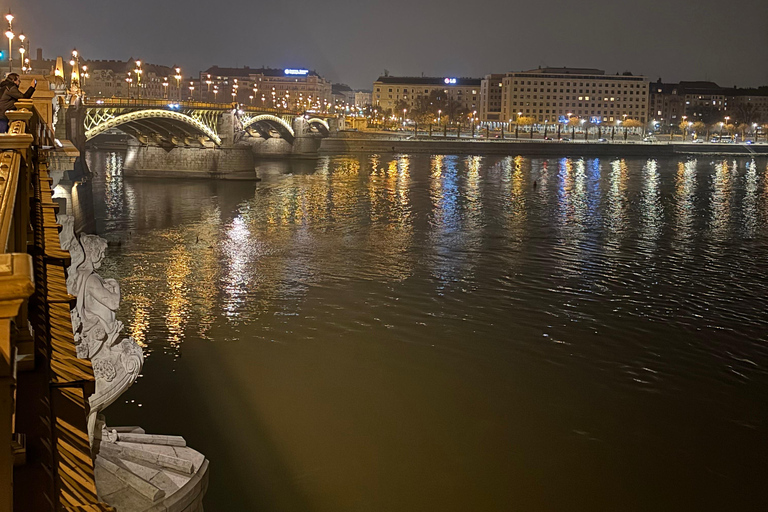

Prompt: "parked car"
[597,138,608,142]
[643,136,657,142]
[560,137,571,141]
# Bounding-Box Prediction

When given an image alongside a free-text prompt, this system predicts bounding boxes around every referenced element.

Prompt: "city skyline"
[18,0,768,90]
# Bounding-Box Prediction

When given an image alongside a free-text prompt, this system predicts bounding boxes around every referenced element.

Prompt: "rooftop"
[374,76,482,86]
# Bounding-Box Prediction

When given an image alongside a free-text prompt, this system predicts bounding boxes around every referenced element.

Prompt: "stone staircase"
[95,426,209,512]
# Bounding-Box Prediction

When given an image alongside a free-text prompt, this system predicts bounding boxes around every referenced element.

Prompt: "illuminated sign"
[589,116,601,124]
[444,77,457,84]
[558,115,568,123]
[284,68,309,76]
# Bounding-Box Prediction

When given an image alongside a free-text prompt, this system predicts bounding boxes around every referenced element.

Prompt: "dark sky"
[21,0,768,89]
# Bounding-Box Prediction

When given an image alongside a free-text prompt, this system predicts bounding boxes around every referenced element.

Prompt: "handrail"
[80,97,343,118]
[81,96,303,115]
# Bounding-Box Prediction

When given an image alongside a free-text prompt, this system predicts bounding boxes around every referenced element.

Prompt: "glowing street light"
[4,29,13,73]
[174,67,182,101]
[188,81,195,100]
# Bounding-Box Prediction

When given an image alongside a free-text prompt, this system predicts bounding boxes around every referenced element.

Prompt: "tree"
[691,121,706,140]
[412,90,448,125]
[517,116,536,139]
[678,120,690,140]
[734,102,759,125]
[394,99,409,125]
[567,117,581,139]
[623,119,643,139]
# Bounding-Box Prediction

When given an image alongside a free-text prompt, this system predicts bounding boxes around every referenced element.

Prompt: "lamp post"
[516,111,522,138]
[174,67,182,101]
[5,12,13,73]
[162,78,169,99]
[17,32,24,73]
[213,85,218,101]
[70,50,80,94]
[188,82,194,101]
[134,60,142,99]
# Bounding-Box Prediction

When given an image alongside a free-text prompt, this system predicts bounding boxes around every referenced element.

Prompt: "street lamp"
[134,60,143,99]
[17,32,25,73]
[174,67,182,101]
[188,81,194,101]
[4,29,13,73]
[213,85,218,101]
[4,12,12,73]
[162,78,169,99]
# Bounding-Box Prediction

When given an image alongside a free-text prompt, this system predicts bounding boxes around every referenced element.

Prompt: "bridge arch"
[85,109,222,146]
[306,118,330,135]
[241,115,295,142]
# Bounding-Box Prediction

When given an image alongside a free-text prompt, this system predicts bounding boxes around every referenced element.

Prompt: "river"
[76,151,768,511]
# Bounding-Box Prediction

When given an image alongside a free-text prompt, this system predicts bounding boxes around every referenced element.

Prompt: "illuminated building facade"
[372,76,481,114]
[480,67,649,124]
[200,66,332,109]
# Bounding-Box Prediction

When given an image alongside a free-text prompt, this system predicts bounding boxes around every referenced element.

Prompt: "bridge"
[80,98,333,147]
[62,97,337,178]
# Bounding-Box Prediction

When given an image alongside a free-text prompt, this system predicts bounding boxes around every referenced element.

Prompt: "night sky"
[22,0,768,89]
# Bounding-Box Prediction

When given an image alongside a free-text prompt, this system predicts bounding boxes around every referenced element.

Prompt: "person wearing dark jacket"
[0,73,36,133]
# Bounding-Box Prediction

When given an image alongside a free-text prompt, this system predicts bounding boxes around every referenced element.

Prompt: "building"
[200,66,332,109]
[478,74,505,121]
[648,80,768,129]
[81,59,180,99]
[479,67,649,125]
[354,90,372,108]
[372,75,482,117]
[648,80,686,128]
[332,83,355,109]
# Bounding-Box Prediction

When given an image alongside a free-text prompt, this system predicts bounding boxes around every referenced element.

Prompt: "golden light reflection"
[129,293,150,348]
[673,159,697,251]
[165,242,192,346]
[364,154,414,281]
[639,159,662,253]
[742,159,758,238]
[193,205,222,338]
[605,159,629,250]
[709,159,733,241]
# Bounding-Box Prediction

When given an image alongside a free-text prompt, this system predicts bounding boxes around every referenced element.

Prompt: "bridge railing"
[82,96,307,116]
[0,101,113,512]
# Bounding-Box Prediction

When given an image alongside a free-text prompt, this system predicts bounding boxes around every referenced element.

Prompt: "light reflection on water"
[84,151,768,511]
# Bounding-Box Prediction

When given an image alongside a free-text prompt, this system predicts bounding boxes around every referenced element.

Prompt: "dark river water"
[77,151,768,511]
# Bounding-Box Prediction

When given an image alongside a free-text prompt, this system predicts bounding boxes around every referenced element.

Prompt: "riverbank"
[321,136,768,157]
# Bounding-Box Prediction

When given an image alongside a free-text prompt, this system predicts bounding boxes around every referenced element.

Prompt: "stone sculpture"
[58,215,208,511]
[58,215,143,444]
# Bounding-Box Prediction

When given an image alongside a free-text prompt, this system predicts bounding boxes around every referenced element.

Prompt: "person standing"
[0,73,36,133]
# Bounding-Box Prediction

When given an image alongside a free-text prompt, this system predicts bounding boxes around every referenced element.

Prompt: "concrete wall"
[320,138,768,157]
[123,143,257,179]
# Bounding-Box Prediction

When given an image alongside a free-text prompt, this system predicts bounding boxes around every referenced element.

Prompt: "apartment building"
[200,67,332,108]
[480,67,649,124]
[372,76,482,114]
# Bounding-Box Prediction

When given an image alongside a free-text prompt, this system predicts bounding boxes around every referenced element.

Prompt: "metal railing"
[82,96,304,115]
